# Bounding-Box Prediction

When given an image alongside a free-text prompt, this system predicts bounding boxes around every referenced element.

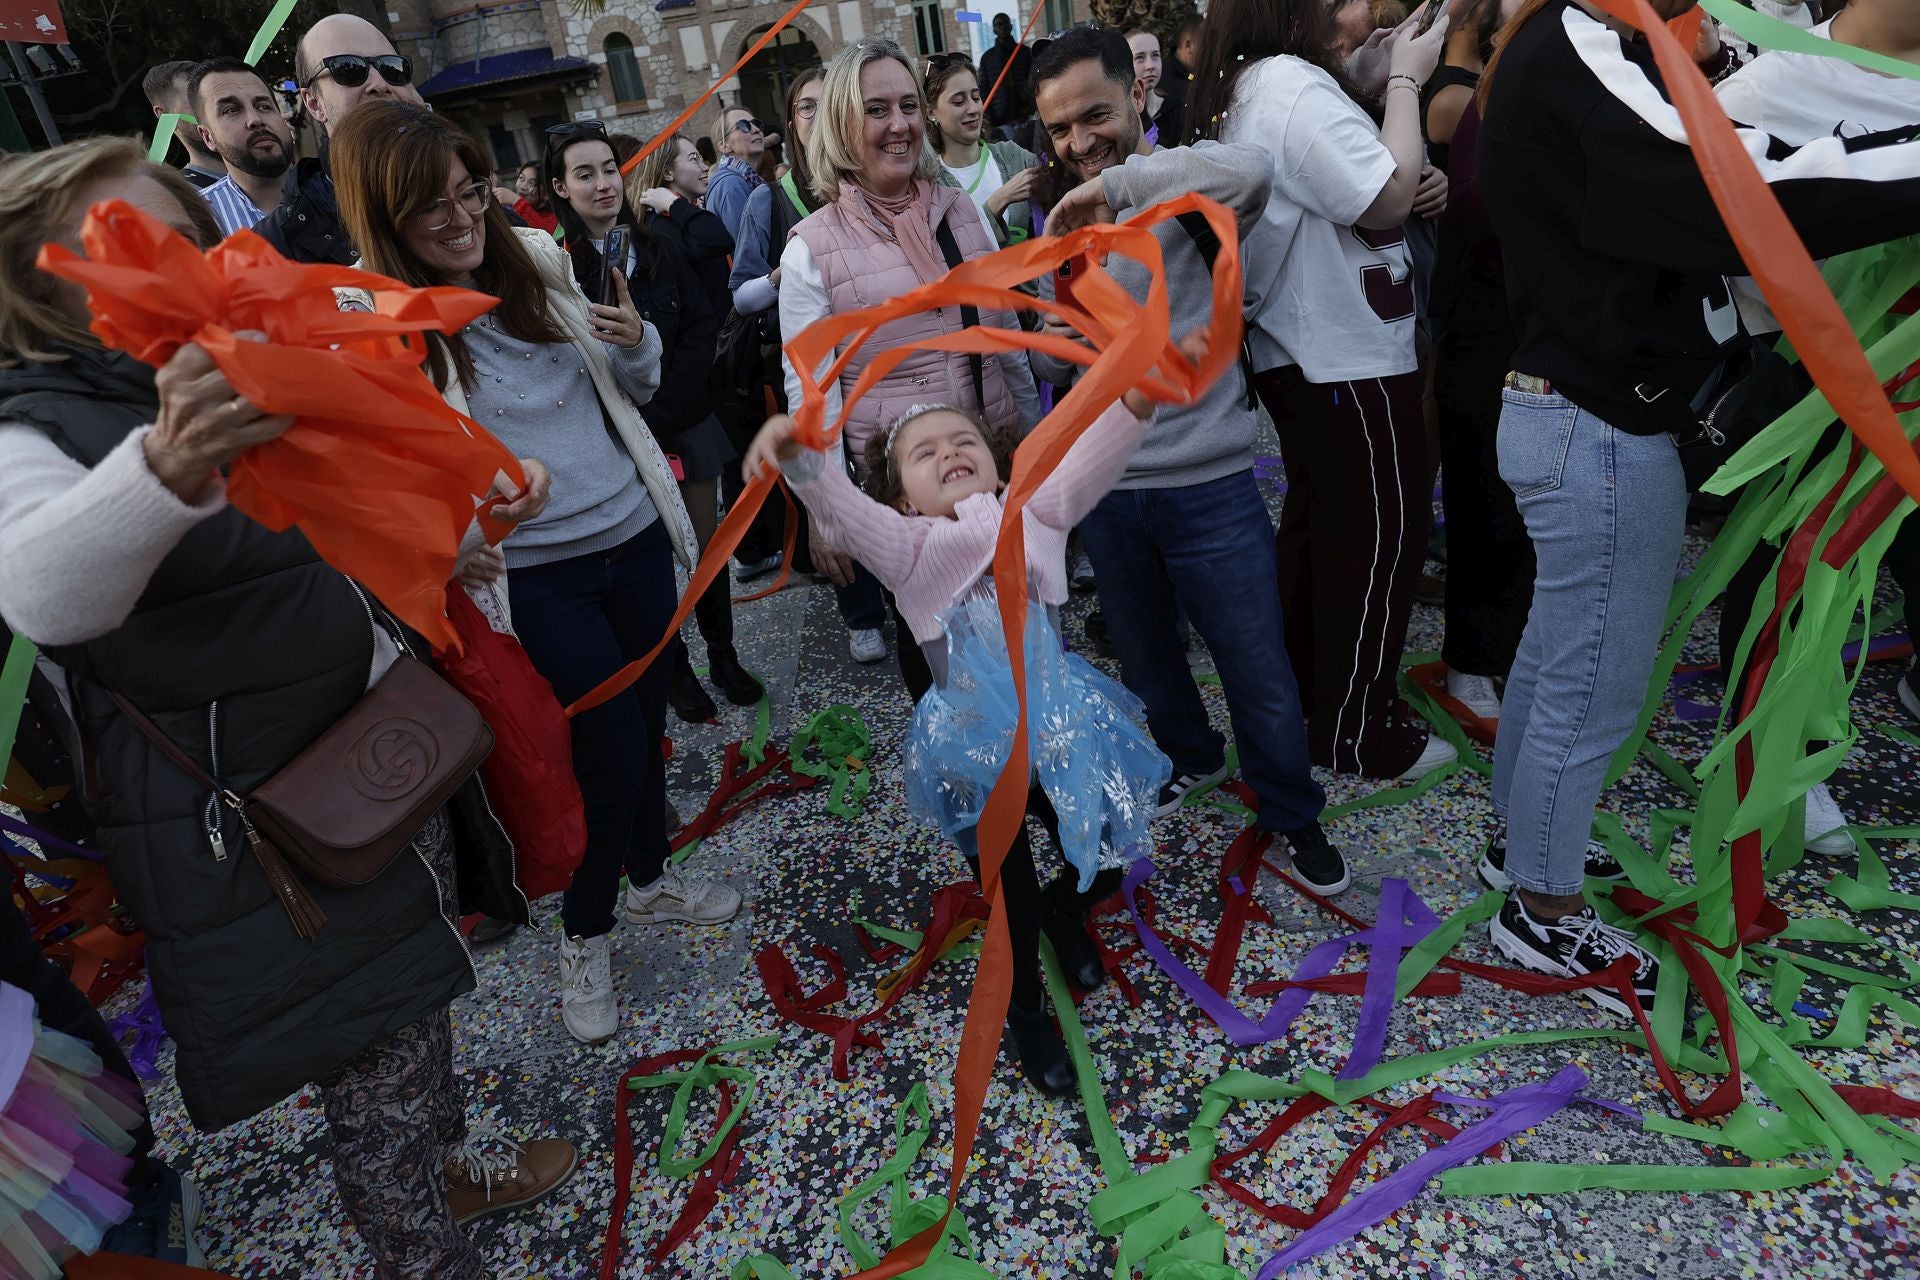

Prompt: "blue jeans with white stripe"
[1491,388,1687,896]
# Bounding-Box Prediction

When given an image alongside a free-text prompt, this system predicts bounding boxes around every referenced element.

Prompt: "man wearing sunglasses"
[255,13,422,265]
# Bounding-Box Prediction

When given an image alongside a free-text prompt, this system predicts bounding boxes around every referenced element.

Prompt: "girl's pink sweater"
[782,401,1152,644]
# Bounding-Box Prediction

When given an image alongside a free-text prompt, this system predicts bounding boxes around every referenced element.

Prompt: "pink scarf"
[853,178,948,286]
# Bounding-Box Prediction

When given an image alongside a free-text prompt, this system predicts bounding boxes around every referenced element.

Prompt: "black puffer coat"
[0,347,526,1131]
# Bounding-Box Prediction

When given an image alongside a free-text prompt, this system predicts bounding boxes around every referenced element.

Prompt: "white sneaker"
[1900,665,1920,724]
[1071,551,1096,592]
[557,933,616,1045]
[849,627,887,664]
[1397,732,1458,782]
[1445,669,1502,721]
[623,868,742,925]
[1803,783,1855,855]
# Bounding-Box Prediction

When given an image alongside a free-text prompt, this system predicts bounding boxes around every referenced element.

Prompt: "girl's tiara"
[883,403,958,472]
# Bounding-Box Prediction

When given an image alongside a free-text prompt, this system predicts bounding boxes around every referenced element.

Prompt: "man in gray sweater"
[1030,27,1344,894]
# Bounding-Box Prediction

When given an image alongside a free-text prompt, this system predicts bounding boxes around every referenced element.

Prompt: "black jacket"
[650,195,734,320]
[253,156,355,266]
[1480,1,1920,433]
[0,348,524,1130]
[625,230,719,440]
[979,37,1033,128]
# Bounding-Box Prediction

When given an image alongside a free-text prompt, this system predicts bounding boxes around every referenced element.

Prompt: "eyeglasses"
[413,180,491,232]
[545,119,608,139]
[792,98,818,122]
[924,52,972,71]
[305,53,412,90]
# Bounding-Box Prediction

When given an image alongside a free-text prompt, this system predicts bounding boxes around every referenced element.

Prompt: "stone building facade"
[384,0,1091,176]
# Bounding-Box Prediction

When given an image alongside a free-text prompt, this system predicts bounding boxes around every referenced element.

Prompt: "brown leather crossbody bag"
[109,653,493,941]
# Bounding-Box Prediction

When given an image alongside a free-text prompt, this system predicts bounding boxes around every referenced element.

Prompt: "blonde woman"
[779,37,1040,673]
[705,105,766,240]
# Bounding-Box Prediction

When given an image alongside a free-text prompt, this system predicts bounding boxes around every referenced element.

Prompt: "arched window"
[605,34,645,104]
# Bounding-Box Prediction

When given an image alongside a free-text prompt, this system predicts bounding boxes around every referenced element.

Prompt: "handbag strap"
[1174,210,1258,412]
[933,213,988,414]
[105,690,220,793]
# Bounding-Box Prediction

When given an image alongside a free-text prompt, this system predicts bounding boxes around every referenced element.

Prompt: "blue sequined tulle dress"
[903,587,1171,890]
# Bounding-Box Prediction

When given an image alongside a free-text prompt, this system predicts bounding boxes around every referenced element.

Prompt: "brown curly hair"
[860,405,1018,510]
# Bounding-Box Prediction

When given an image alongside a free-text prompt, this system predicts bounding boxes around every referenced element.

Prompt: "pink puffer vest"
[793,181,1020,478]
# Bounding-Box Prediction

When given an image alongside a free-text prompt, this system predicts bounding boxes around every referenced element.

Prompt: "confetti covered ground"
[126,438,1918,1279]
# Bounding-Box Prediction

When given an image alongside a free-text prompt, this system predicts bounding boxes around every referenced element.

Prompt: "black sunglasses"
[729,117,766,135]
[546,119,609,139]
[305,53,412,89]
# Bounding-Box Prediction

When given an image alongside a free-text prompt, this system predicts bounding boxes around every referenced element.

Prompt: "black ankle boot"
[1042,906,1106,993]
[1005,999,1075,1096]
[1041,869,1119,993]
[668,651,718,724]
[707,647,765,706]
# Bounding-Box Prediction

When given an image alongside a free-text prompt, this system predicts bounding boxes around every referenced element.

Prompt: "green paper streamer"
[245,0,304,66]
[0,635,38,777]
[1698,0,1920,80]
[146,113,193,164]
[787,704,872,818]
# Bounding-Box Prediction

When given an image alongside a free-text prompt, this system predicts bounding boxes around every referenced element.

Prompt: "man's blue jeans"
[1491,388,1687,896]
[1078,470,1324,832]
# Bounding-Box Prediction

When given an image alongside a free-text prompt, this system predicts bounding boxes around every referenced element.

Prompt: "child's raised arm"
[741,415,926,594]
[1024,331,1208,532]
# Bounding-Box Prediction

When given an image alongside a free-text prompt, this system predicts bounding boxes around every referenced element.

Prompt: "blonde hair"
[711,104,753,159]
[805,38,941,203]
[627,131,691,203]
[0,136,219,368]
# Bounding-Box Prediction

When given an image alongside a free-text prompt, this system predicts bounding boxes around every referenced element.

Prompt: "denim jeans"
[507,521,678,938]
[1078,470,1324,832]
[1491,389,1686,895]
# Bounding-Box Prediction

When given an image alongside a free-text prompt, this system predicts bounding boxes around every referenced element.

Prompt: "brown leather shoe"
[444,1134,579,1226]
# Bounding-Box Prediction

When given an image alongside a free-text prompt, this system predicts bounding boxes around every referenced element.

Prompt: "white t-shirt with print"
[1716,20,1920,334]
[1222,55,1416,382]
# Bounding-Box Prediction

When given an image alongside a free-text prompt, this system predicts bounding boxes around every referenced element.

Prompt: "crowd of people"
[1,0,1916,1274]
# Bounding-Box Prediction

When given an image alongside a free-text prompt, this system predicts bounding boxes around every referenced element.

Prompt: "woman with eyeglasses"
[705,106,767,241]
[924,53,1037,245]
[619,133,768,721]
[331,102,743,1052]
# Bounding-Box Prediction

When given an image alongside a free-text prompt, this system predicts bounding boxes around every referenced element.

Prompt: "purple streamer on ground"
[1258,1065,1594,1277]
[1675,697,1722,722]
[1338,877,1440,1081]
[0,812,104,861]
[105,979,167,1081]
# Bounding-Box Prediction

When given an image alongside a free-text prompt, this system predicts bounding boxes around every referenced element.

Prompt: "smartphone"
[598,226,630,306]
[1415,0,1447,36]
[1055,254,1083,314]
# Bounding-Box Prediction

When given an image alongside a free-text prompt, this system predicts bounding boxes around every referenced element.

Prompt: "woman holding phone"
[333,102,741,1051]
[548,123,738,725]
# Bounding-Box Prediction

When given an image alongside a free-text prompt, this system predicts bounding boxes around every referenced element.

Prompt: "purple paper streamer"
[1122,861,1436,1066]
[1339,877,1439,1081]
[0,812,104,861]
[105,980,168,1081]
[1667,667,1714,688]
[1258,1066,1593,1277]
[1675,697,1722,722]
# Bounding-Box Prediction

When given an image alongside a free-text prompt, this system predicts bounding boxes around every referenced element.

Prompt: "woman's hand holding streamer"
[144,332,295,503]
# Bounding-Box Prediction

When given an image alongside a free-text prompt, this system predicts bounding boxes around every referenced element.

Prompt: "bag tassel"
[244,824,328,941]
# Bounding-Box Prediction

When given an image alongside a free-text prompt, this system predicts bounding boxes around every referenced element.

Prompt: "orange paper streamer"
[617,0,814,177]
[37,201,525,653]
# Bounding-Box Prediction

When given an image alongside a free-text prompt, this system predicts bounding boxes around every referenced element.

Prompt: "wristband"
[1387,74,1421,95]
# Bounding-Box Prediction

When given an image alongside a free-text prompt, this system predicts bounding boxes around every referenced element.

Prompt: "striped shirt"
[199,176,267,238]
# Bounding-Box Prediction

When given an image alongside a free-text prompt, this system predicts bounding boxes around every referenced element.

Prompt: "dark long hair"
[546,130,657,293]
[1186,0,1360,144]
[331,100,568,393]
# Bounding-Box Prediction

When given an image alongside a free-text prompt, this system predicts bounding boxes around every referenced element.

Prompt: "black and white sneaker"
[1477,832,1625,893]
[1280,822,1351,895]
[1488,896,1659,1020]
[1900,664,1920,725]
[1156,763,1232,817]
